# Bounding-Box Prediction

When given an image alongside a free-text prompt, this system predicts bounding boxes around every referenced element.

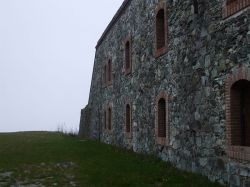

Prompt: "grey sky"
[0,0,124,132]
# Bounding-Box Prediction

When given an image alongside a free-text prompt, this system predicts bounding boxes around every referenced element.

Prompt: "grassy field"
[0,132,222,187]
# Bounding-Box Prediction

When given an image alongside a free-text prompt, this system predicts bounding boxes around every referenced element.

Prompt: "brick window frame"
[225,66,250,161]
[155,2,168,58]
[125,101,132,139]
[155,91,169,146]
[222,0,250,18]
[107,58,113,86]
[123,36,132,75]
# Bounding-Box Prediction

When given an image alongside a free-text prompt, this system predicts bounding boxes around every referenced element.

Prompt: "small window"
[155,3,168,57]
[103,64,107,86]
[124,37,132,75]
[192,0,199,14]
[104,110,107,130]
[155,92,169,146]
[158,98,166,138]
[108,107,112,130]
[107,59,112,84]
[223,0,250,18]
[230,80,250,146]
[156,9,165,50]
[126,104,131,133]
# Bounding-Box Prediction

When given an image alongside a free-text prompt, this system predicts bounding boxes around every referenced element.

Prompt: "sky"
[0,0,124,133]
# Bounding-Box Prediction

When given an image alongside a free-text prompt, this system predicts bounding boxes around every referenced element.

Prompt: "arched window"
[230,80,250,146]
[104,110,107,130]
[156,9,165,50]
[107,59,112,83]
[226,67,250,161]
[158,98,166,138]
[126,104,131,133]
[108,107,112,130]
[155,3,168,57]
[155,92,169,146]
[124,37,132,75]
[103,64,107,85]
[223,0,250,18]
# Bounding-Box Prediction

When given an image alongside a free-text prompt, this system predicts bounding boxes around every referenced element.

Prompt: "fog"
[0,0,124,132]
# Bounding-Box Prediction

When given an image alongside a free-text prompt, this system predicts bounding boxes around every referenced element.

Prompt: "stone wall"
[79,0,250,186]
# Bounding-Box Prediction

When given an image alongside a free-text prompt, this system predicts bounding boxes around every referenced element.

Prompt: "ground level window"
[108,107,112,130]
[126,104,131,133]
[158,98,166,138]
[226,66,250,161]
[155,91,169,146]
[230,80,250,146]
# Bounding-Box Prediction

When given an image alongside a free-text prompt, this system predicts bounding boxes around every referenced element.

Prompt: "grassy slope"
[0,132,222,187]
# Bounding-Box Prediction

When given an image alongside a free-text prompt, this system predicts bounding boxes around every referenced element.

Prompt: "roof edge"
[95,0,132,49]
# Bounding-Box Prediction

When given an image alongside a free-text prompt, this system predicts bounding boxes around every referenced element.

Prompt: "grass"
[0,132,223,187]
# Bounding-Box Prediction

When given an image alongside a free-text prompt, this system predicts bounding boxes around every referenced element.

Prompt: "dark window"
[108,59,112,83]
[158,98,166,138]
[156,9,165,50]
[230,80,250,146]
[192,0,198,14]
[104,110,107,129]
[126,104,131,133]
[104,65,107,85]
[125,41,131,71]
[108,107,112,130]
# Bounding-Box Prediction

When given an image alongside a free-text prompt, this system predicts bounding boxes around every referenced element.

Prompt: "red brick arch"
[226,66,250,161]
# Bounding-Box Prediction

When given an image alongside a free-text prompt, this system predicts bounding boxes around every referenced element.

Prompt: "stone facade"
[79,0,250,186]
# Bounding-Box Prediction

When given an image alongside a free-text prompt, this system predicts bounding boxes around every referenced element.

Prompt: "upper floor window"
[124,36,132,75]
[107,59,112,85]
[223,0,250,18]
[103,64,107,86]
[155,2,168,57]
[226,66,250,161]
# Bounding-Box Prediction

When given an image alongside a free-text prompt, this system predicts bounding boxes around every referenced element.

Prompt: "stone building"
[79,0,250,186]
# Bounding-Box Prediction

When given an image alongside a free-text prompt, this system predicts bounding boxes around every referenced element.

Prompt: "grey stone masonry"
[79,0,250,186]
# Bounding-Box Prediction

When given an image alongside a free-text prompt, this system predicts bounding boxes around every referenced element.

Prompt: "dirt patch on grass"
[0,162,78,187]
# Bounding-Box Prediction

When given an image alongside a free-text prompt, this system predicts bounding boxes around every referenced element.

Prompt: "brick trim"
[155,2,168,58]
[123,35,132,75]
[225,65,250,161]
[222,0,250,18]
[155,91,169,146]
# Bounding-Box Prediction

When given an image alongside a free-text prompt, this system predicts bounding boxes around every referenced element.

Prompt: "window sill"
[124,69,132,76]
[156,137,169,146]
[222,0,250,19]
[155,47,168,58]
[125,132,132,139]
[227,145,250,161]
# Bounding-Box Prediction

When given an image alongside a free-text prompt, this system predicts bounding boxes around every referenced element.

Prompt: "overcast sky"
[0,0,124,132]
